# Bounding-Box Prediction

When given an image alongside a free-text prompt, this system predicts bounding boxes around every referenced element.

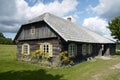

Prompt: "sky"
[0,0,120,40]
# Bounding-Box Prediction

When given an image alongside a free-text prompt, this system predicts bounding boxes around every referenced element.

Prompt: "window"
[40,43,53,57]
[22,43,30,55]
[88,44,92,54]
[82,44,87,55]
[68,43,77,57]
[31,26,35,34]
[82,44,92,55]
[43,44,49,53]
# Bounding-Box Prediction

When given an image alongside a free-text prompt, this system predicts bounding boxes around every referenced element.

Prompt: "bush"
[59,51,74,66]
[30,49,53,65]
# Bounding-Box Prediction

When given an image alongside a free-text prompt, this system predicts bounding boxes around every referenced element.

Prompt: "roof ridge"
[24,13,50,25]
[18,12,115,43]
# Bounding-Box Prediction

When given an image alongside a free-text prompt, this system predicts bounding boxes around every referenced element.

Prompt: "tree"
[0,32,5,38]
[108,16,120,41]
[0,32,13,44]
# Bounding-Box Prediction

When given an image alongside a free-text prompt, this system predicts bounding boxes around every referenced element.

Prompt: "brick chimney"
[67,17,71,22]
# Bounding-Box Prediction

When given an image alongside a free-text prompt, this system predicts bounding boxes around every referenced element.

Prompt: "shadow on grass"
[0,69,64,80]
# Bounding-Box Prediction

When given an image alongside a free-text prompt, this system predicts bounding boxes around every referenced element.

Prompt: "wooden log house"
[14,12,116,63]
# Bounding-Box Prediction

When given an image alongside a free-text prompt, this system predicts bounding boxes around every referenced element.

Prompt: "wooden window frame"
[82,44,92,55]
[40,43,53,57]
[88,44,92,54]
[22,43,30,55]
[82,44,87,55]
[30,26,35,34]
[68,43,77,57]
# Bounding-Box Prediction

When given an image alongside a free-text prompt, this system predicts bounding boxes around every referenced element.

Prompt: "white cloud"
[84,0,120,40]
[0,0,29,33]
[30,0,78,17]
[0,0,78,33]
[92,0,120,20]
[83,17,113,40]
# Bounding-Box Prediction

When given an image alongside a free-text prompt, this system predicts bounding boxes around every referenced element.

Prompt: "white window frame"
[40,43,53,57]
[22,43,30,55]
[68,43,77,57]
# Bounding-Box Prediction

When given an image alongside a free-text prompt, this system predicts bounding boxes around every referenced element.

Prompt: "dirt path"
[92,57,120,80]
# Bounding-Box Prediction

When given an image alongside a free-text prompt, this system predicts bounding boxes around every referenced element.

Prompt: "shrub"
[21,53,31,61]
[30,49,52,64]
[59,51,74,66]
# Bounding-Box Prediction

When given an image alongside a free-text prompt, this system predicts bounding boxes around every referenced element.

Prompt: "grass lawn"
[0,45,120,80]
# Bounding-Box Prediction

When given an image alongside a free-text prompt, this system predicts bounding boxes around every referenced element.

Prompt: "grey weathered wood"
[17,38,61,59]
[15,16,116,63]
[17,22,57,40]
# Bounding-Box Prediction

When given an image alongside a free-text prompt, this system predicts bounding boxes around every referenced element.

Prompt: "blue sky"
[0,0,120,40]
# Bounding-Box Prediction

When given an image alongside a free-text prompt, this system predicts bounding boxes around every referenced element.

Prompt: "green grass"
[0,45,120,80]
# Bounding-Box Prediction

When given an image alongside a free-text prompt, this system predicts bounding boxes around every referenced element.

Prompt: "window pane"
[23,44,29,54]
[40,43,53,57]
[88,44,92,54]
[82,44,87,55]
[43,44,49,53]
[68,43,77,56]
